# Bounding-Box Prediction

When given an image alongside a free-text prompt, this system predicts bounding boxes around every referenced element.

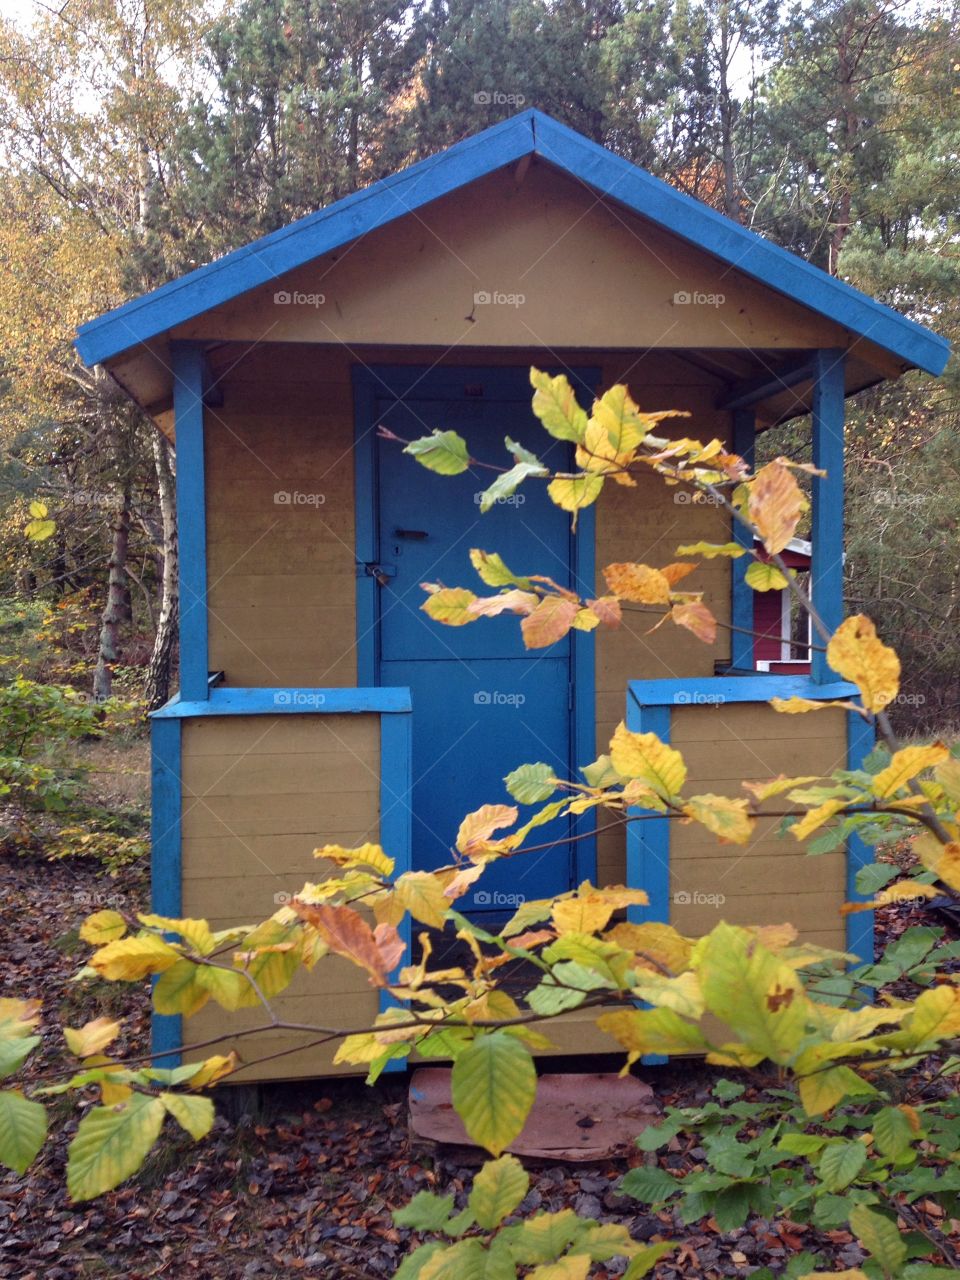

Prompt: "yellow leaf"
[826,616,900,712]
[597,1007,708,1065]
[934,756,960,805]
[676,541,747,559]
[421,587,479,626]
[603,562,671,605]
[742,775,820,802]
[748,461,808,555]
[28,501,47,519]
[456,804,518,857]
[64,1018,120,1058]
[553,896,615,935]
[871,744,948,799]
[770,697,859,715]
[745,560,788,592]
[791,799,848,841]
[90,935,181,981]
[160,1093,215,1141]
[79,911,127,945]
[842,881,940,914]
[683,794,754,844]
[546,474,604,522]
[394,872,450,929]
[314,842,395,876]
[609,723,686,797]
[137,915,215,955]
[187,1053,238,1089]
[604,921,693,973]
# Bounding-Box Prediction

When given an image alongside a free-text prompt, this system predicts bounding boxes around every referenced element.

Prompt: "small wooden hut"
[76,110,950,1079]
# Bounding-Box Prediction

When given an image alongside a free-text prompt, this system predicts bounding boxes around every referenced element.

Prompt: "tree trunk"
[92,483,132,702]
[143,430,179,711]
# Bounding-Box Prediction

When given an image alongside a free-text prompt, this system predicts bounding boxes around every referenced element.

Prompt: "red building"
[753,537,813,674]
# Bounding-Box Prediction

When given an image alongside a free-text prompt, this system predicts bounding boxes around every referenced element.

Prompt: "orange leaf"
[748,461,807,555]
[603,562,672,604]
[671,601,717,643]
[291,903,394,985]
[521,595,579,648]
[468,590,539,618]
[661,562,698,587]
[587,595,622,626]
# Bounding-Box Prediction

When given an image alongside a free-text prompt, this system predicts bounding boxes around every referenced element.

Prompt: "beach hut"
[76,109,950,1079]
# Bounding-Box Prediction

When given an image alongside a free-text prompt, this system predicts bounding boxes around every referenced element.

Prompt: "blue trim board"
[846,710,877,965]
[571,494,598,887]
[811,350,846,684]
[624,692,671,1066]
[170,341,209,703]
[152,685,412,718]
[627,673,858,706]
[378,709,415,1070]
[730,408,756,672]
[351,367,379,688]
[76,111,949,378]
[150,716,183,1067]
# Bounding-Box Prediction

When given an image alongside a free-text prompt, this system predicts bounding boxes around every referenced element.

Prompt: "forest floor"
[0,844,957,1279]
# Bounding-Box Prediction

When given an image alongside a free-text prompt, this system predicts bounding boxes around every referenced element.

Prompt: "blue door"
[368,368,594,915]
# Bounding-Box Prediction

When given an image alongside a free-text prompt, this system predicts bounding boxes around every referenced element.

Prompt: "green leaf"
[417,1236,515,1280]
[622,1243,675,1278]
[504,763,558,805]
[0,1035,41,1080]
[479,462,547,513]
[0,1090,47,1173]
[849,1203,908,1276]
[712,1182,755,1231]
[395,1242,447,1280]
[393,1189,456,1232]
[777,1132,829,1156]
[819,1139,868,1191]
[546,474,604,519]
[469,550,531,590]
[873,1105,917,1161]
[450,1032,536,1156]
[713,1079,745,1101]
[500,1210,582,1265]
[66,1094,166,1201]
[160,1092,215,1140]
[745,560,789,592]
[619,1166,680,1203]
[404,430,471,475]
[855,862,899,895]
[530,369,588,443]
[468,1154,529,1228]
[504,437,544,468]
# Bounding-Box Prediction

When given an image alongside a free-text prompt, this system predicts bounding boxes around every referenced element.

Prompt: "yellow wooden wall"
[669,702,849,951]
[180,712,383,1079]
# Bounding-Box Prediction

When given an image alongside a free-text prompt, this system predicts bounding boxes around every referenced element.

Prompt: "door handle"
[394,528,428,540]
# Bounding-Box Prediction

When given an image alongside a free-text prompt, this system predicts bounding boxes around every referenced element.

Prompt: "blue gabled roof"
[75,109,950,377]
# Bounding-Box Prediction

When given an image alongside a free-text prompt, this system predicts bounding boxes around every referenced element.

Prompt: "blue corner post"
[810,349,846,683]
[730,408,756,671]
[846,710,877,967]
[150,715,183,1066]
[170,340,209,703]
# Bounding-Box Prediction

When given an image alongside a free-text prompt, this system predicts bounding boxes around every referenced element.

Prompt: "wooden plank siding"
[668,702,849,949]
[179,713,383,1079]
